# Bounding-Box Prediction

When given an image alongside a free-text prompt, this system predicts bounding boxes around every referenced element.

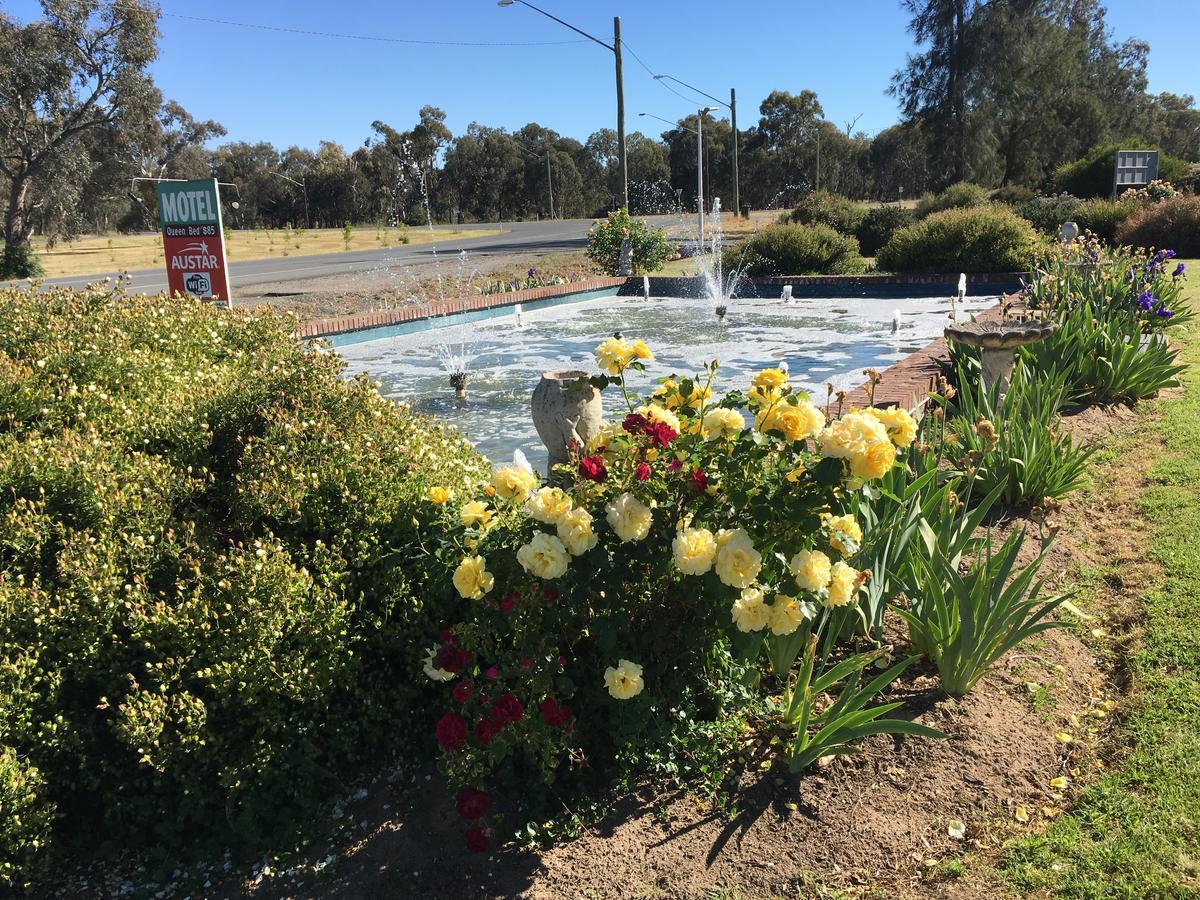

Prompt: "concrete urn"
[531,370,604,481]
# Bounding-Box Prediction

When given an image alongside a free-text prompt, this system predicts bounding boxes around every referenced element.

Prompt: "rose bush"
[421,338,922,850]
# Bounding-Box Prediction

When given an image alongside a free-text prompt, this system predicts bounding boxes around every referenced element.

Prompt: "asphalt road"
[31,217,628,294]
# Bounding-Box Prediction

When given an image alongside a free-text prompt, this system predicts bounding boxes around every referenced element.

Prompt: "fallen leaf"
[947,819,966,840]
[1015,806,1030,824]
[1049,776,1069,790]
[1055,732,1074,744]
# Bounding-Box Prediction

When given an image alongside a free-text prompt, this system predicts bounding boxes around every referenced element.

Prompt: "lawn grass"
[31,225,507,279]
[1000,262,1200,897]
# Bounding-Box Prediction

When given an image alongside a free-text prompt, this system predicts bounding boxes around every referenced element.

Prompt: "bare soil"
[211,398,1161,900]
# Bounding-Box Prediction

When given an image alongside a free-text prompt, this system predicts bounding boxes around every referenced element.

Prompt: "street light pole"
[696,106,718,247]
[269,171,309,229]
[654,73,739,215]
[498,1,628,210]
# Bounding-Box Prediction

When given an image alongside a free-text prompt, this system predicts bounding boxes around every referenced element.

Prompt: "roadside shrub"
[586,208,671,275]
[1115,196,1200,257]
[0,244,44,280]
[1015,193,1082,236]
[0,284,488,874]
[428,348,937,850]
[991,185,1037,206]
[915,182,990,218]
[877,206,1039,273]
[788,190,867,234]
[1051,142,1190,198]
[0,748,53,890]
[855,206,916,257]
[725,222,867,276]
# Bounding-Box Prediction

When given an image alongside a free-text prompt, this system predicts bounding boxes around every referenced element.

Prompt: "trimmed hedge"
[877,206,1039,273]
[788,191,867,235]
[0,285,487,881]
[725,222,867,276]
[1115,196,1200,257]
[855,206,916,257]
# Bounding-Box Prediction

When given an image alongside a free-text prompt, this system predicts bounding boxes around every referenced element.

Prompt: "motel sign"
[155,178,232,304]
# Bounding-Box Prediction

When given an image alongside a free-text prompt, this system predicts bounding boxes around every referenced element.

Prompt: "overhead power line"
[620,38,719,111]
[128,7,590,47]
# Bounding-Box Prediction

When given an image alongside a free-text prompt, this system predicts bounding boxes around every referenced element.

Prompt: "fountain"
[433,325,477,400]
[696,198,747,322]
[944,316,1059,395]
[642,275,650,301]
[513,303,524,328]
[891,309,902,334]
[781,285,794,304]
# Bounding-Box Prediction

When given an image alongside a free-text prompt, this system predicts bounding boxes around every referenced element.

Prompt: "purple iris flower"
[1155,307,1174,318]
[1174,262,1187,278]
[1138,290,1156,311]
[1166,249,1177,260]
[528,267,537,278]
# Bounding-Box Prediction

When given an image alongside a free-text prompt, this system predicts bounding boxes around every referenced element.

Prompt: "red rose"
[492,694,525,725]
[465,826,492,853]
[635,462,651,482]
[438,628,455,643]
[542,587,559,603]
[579,455,607,483]
[475,715,503,746]
[452,680,474,704]
[485,665,500,681]
[435,644,470,674]
[691,468,709,493]
[500,592,517,615]
[540,697,572,727]
[456,787,490,821]
[435,712,468,751]
[649,421,678,448]
[623,413,650,435]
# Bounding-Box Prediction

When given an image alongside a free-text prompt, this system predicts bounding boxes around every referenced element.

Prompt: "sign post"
[155,178,232,305]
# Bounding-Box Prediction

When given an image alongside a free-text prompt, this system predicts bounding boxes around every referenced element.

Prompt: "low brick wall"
[618,273,1027,300]
[295,276,627,340]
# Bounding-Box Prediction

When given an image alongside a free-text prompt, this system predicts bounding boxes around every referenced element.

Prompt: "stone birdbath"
[531,370,604,483]
[943,319,1060,396]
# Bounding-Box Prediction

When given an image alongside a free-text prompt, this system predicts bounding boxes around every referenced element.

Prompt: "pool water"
[337,293,993,468]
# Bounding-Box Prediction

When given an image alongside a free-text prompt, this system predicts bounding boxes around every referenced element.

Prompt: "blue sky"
[8,1,1199,149]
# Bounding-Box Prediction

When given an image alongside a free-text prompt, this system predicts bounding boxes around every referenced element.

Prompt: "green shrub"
[586,208,671,274]
[876,206,1040,273]
[1115,196,1200,257]
[1051,142,1191,198]
[788,190,867,234]
[0,244,44,280]
[0,747,53,890]
[0,284,488,873]
[1015,194,1082,236]
[1073,197,1142,244]
[915,182,990,218]
[855,206,916,257]
[724,223,867,276]
[991,185,1037,206]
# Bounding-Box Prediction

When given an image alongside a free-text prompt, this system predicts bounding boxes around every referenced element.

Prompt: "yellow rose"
[631,339,654,361]
[731,586,770,633]
[826,561,862,608]
[823,513,863,557]
[701,407,745,441]
[605,492,653,543]
[768,594,807,636]
[636,404,682,435]
[516,532,570,580]
[747,384,783,408]
[595,336,635,374]
[865,406,918,448]
[557,507,599,556]
[453,555,494,600]
[849,438,896,482]
[714,528,762,589]
[752,368,789,391]
[525,486,573,525]
[789,548,832,594]
[756,398,826,442]
[426,486,452,505]
[672,527,718,575]
[604,659,645,699]
[460,500,493,529]
[491,465,538,502]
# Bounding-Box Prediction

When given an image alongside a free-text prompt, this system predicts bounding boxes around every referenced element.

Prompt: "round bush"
[0,243,44,280]
[1073,197,1142,244]
[1115,196,1200,257]
[991,185,1037,206]
[725,223,867,276]
[915,182,990,218]
[788,191,866,234]
[1015,194,1082,236]
[876,206,1040,273]
[0,284,488,873]
[855,206,916,257]
[586,208,671,274]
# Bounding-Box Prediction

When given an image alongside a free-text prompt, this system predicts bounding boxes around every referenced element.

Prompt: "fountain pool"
[337,291,994,468]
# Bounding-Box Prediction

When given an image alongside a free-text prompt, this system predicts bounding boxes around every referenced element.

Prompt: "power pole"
[614,16,628,210]
[731,87,740,215]
[546,151,554,218]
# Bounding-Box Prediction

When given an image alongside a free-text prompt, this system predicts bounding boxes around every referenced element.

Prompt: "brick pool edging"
[294,272,1028,340]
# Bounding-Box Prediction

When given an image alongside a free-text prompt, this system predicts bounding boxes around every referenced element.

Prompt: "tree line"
[2,0,1199,274]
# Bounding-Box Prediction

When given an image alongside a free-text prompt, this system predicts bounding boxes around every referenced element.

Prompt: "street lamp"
[640,109,715,247]
[498,0,627,210]
[269,171,309,229]
[655,74,739,216]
